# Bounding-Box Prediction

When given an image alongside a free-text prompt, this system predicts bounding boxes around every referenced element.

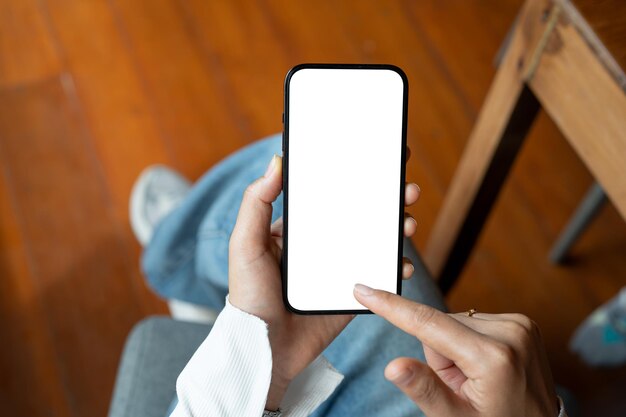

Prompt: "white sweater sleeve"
[170,297,344,417]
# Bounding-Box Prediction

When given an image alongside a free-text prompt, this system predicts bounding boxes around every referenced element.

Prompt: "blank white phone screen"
[286,67,405,312]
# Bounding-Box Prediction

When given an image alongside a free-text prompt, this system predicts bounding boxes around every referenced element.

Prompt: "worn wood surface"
[570,0,626,86]
[0,1,624,416]
[530,4,626,219]
[424,0,549,288]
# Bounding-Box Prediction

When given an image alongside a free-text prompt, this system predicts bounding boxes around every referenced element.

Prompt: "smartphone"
[282,63,408,314]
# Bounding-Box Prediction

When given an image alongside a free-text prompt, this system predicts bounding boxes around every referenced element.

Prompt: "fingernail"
[264,155,277,178]
[414,183,421,194]
[407,217,417,228]
[388,368,414,386]
[404,263,415,277]
[354,283,374,296]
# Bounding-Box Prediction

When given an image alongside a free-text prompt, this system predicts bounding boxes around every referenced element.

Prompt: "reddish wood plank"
[264,0,363,62]
[181,0,290,139]
[110,0,249,179]
[0,157,73,417]
[0,0,62,88]
[402,0,523,110]
[42,0,171,315]
[42,0,172,220]
[0,77,148,417]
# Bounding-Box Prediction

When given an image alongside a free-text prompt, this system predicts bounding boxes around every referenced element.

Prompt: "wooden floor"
[0,1,624,416]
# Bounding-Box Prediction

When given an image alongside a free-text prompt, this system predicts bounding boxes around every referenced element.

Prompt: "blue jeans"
[142,134,447,417]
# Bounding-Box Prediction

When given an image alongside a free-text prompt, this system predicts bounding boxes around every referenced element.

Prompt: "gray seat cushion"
[108,317,211,417]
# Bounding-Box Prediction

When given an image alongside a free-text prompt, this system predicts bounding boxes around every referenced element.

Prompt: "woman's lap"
[143,134,446,416]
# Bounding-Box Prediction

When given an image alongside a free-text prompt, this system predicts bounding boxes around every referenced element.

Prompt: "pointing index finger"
[354,284,485,375]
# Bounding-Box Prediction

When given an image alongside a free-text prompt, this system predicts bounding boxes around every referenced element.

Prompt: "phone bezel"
[282,63,409,315]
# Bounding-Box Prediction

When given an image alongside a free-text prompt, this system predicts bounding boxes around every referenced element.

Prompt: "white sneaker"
[168,299,219,324]
[130,165,191,246]
[130,165,218,325]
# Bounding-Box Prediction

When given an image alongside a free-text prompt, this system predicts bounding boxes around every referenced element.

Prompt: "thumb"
[231,155,283,249]
[385,357,470,416]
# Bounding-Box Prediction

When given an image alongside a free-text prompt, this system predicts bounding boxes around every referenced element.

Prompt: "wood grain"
[42,0,171,315]
[0,0,62,88]
[572,0,626,83]
[0,77,148,417]
[423,0,551,280]
[0,1,624,416]
[529,8,626,219]
[181,0,290,139]
[109,0,249,179]
[0,143,72,417]
[43,0,172,220]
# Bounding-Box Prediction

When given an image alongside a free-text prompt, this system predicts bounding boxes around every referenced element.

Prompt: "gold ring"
[467,308,477,317]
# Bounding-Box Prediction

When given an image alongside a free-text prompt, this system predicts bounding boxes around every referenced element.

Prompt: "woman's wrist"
[265,374,290,411]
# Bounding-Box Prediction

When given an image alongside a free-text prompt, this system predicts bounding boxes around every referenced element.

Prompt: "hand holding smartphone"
[283,64,408,314]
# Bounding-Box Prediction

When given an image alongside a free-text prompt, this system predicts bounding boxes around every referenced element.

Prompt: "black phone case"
[282,63,409,315]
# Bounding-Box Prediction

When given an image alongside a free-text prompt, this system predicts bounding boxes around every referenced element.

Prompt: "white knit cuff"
[172,297,273,417]
[280,355,344,417]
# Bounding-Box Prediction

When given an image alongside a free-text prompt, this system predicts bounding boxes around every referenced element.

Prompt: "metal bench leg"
[549,182,607,264]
